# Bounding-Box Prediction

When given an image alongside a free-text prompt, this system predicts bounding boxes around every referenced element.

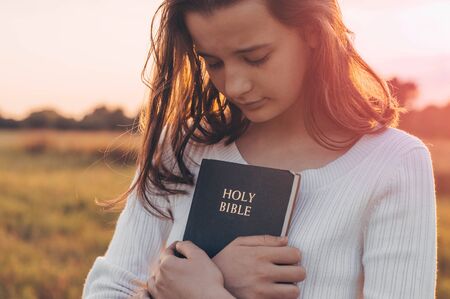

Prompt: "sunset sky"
[1,0,449,119]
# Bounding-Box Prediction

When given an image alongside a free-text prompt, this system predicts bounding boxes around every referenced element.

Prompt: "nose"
[224,66,253,100]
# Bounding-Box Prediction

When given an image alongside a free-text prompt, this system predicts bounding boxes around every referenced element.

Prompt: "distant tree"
[21,109,77,129]
[387,77,450,138]
[0,114,20,128]
[79,106,134,130]
[400,101,450,138]
[387,77,419,109]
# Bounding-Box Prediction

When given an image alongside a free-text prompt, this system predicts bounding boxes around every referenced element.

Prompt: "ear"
[301,24,319,49]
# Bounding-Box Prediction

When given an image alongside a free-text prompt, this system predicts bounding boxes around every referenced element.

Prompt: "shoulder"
[364,127,434,190]
[364,127,431,161]
[350,127,433,187]
[361,128,436,213]
[368,127,429,151]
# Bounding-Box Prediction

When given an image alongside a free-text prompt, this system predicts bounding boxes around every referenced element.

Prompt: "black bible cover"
[182,159,301,258]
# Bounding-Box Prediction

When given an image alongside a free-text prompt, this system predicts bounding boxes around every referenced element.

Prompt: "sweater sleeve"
[362,147,437,298]
[82,184,173,298]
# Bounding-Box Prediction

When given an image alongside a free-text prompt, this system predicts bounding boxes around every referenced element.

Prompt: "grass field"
[437,198,450,298]
[0,130,139,299]
[0,129,449,298]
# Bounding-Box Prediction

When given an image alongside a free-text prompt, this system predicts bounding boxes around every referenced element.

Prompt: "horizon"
[1,0,449,119]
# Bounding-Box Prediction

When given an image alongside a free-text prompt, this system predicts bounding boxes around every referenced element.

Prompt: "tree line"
[0,78,449,138]
[388,77,450,139]
[0,106,136,131]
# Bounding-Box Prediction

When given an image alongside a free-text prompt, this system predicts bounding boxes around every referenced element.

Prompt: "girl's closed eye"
[207,55,270,70]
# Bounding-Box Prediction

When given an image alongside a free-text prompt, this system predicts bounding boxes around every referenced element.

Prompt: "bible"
[181,159,301,258]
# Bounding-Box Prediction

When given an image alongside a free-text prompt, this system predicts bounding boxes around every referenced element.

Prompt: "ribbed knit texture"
[82,128,437,298]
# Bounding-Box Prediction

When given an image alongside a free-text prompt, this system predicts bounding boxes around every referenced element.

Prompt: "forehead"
[184,0,284,54]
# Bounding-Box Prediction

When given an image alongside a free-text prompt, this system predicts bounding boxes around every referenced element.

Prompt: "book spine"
[182,160,209,241]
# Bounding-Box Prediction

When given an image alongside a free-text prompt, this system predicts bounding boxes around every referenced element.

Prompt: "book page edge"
[281,174,301,236]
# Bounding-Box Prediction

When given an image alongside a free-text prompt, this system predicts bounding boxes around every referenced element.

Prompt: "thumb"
[175,241,208,260]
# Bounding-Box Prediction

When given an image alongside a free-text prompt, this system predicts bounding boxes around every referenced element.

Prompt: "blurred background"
[0,0,449,298]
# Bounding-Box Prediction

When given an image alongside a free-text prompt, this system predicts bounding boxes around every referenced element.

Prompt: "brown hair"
[98,0,401,221]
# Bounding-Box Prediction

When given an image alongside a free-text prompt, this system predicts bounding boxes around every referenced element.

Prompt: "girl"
[83,0,437,298]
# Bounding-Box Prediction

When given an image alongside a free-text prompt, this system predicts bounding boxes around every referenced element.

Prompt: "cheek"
[264,53,307,100]
[286,62,308,98]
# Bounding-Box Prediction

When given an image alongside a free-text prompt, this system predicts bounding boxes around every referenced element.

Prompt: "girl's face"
[185,0,315,123]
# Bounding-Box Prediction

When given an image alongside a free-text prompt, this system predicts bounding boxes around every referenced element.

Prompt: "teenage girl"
[83,0,437,298]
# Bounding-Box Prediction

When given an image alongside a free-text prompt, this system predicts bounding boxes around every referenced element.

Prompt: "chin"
[242,110,280,124]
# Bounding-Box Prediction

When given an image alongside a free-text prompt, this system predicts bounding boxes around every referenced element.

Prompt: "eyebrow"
[196,43,272,58]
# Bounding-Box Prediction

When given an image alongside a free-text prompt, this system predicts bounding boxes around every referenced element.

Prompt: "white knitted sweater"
[82,128,437,298]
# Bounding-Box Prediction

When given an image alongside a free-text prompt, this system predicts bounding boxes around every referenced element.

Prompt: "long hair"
[98,0,401,221]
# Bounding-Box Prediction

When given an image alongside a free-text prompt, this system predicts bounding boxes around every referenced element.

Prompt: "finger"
[262,246,302,264]
[232,235,288,247]
[262,283,301,299]
[147,275,157,298]
[164,241,188,259]
[175,240,208,260]
[167,241,178,251]
[159,241,177,263]
[269,265,307,283]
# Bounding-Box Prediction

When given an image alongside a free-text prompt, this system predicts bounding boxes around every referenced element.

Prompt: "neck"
[246,97,311,147]
[244,99,353,149]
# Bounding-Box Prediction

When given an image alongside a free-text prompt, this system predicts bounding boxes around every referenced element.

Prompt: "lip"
[239,98,267,109]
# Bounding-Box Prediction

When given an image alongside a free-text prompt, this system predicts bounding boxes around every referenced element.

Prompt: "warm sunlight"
[0,0,449,118]
[1,1,449,299]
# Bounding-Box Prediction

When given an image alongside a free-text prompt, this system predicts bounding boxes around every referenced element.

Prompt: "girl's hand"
[212,235,306,299]
[148,241,235,299]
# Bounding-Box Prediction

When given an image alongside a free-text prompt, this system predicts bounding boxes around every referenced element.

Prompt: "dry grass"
[437,197,450,299]
[0,130,449,298]
[0,129,142,165]
[0,129,139,299]
[424,138,450,174]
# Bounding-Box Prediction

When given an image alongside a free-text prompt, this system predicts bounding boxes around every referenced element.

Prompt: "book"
[181,159,301,258]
